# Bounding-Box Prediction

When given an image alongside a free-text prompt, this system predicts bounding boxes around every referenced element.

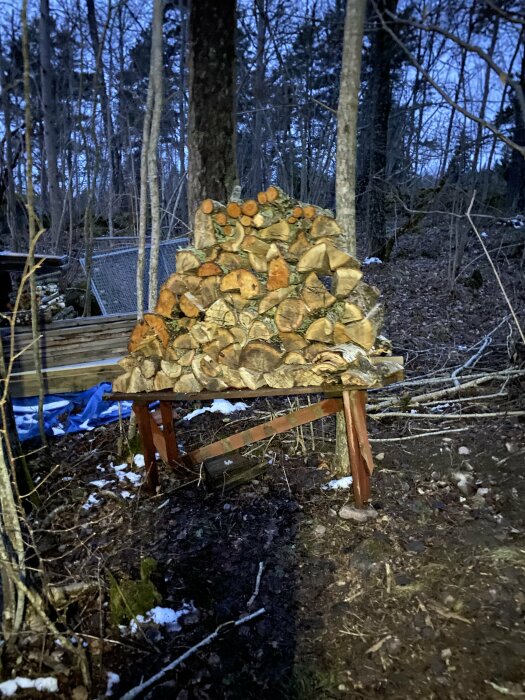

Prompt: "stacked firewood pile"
[10,278,74,325]
[114,186,402,393]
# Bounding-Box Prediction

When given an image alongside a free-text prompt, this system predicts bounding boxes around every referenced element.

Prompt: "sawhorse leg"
[342,390,374,507]
[133,403,158,492]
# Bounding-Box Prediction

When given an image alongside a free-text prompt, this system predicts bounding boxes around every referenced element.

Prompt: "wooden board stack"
[113,186,403,393]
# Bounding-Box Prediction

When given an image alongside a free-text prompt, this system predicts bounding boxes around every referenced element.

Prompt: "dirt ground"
[13,225,525,698]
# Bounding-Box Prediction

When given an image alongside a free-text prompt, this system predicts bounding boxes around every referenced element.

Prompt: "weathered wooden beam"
[349,390,375,475]
[186,397,342,465]
[159,401,180,467]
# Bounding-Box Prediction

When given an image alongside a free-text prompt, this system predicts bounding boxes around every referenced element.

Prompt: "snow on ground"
[183,399,249,422]
[105,671,120,697]
[0,677,58,697]
[111,461,142,484]
[363,257,383,265]
[128,603,196,634]
[82,494,100,511]
[322,476,354,490]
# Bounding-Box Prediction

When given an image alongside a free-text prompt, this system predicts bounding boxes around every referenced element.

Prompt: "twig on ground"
[370,410,525,420]
[369,427,470,443]
[120,608,266,700]
[247,561,264,608]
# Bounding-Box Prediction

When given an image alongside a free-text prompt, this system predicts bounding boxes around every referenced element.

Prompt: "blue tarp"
[13,382,133,441]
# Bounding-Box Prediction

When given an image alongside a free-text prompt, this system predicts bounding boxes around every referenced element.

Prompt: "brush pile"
[114,186,402,393]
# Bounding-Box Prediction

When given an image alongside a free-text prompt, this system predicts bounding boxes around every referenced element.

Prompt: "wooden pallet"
[108,384,389,507]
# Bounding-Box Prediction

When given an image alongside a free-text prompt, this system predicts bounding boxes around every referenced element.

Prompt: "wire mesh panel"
[81,237,188,315]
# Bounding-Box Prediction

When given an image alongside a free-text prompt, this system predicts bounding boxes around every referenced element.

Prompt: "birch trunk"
[147,0,164,310]
[334,0,366,475]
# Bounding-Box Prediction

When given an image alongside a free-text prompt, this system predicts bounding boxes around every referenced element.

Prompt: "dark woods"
[0,0,523,262]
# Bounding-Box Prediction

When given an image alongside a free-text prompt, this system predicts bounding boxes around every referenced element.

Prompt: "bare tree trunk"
[39,0,62,251]
[147,0,164,309]
[187,0,238,224]
[507,48,525,212]
[334,0,366,476]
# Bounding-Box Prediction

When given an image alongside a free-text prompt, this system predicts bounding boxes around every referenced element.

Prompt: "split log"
[216,252,243,271]
[192,357,228,391]
[197,262,222,277]
[325,244,360,271]
[173,373,202,393]
[154,288,178,317]
[297,243,330,274]
[241,235,270,256]
[248,253,268,273]
[164,272,201,295]
[263,366,295,389]
[341,319,376,351]
[220,221,245,251]
[140,356,160,379]
[199,276,221,307]
[279,332,309,351]
[283,351,307,365]
[217,342,242,367]
[172,332,199,349]
[220,269,261,299]
[160,360,183,379]
[333,267,363,297]
[265,243,281,261]
[239,341,282,372]
[267,257,290,290]
[304,342,329,361]
[226,293,252,310]
[274,299,307,332]
[154,372,175,390]
[128,321,154,353]
[221,366,247,389]
[127,367,153,393]
[144,314,170,347]
[194,210,217,249]
[305,317,334,343]
[205,298,237,326]
[248,320,274,341]
[180,292,205,318]
[240,215,253,227]
[310,215,341,239]
[340,302,363,322]
[239,367,266,390]
[255,220,290,242]
[259,287,291,314]
[176,250,202,273]
[230,327,247,345]
[301,272,336,311]
[292,367,325,386]
[288,231,312,259]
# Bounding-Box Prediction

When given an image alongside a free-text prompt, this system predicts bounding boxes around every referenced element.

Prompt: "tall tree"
[187,0,238,222]
[506,47,525,211]
[334,0,366,474]
[358,0,398,258]
[39,0,61,250]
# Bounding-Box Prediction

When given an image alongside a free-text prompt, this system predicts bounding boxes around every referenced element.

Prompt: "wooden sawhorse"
[108,386,376,507]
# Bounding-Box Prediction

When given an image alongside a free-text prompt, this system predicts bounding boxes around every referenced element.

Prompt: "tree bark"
[39,0,62,251]
[147,0,164,309]
[187,0,238,224]
[334,0,366,475]
[359,0,398,259]
[507,48,525,211]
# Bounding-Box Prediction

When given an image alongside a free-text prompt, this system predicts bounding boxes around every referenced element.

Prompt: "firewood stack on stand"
[113,186,403,393]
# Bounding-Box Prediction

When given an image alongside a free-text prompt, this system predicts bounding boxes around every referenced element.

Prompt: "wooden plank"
[350,391,375,475]
[133,404,158,492]
[186,397,342,465]
[159,402,180,467]
[342,390,370,507]
[5,362,121,397]
[149,415,169,464]
[0,312,136,338]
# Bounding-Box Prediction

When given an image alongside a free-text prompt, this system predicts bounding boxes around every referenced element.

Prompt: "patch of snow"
[112,462,127,472]
[89,479,112,488]
[105,672,120,697]
[120,490,134,499]
[110,462,142,485]
[322,476,354,491]
[224,459,233,466]
[0,677,58,697]
[183,399,248,422]
[363,256,383,265]
[480,231,488,238]
[129,603,195,634]
[82,494,100,511]
[133,454,145,468]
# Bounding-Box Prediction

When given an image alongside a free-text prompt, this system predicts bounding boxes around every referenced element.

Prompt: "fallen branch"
[247,561,264,608]
[369,427,470,442]
[120,608,266,700]
[370,410,525,420]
